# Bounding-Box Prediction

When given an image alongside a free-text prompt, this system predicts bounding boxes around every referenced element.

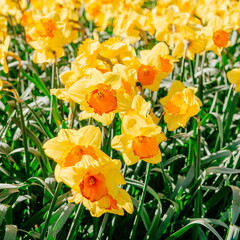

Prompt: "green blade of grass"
[3,225,17,240]
[165,220,223,240]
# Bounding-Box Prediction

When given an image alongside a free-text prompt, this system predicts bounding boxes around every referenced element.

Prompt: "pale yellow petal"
[68,79,91,104]
[43,137,70,162]
[93,112,115,125]
[58,166,80,191]
[78,125,102,148]
[104,72,121,89]
[111,134,132,152]
[57,129,80,143]
[117,188,134,214]
[227,68,240,85]
[160,81,186,107]
[132,95,151,116]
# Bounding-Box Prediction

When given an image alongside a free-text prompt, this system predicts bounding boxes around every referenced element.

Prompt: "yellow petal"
[103,72,121,89]
[151,42,169,56]
[160,81,185,107]
[78,125,102,148]
[59,70,78,87]
[59,166,80,191]
[93,112,115,125]
[68,79,91,104]
[122,114,149,136]
[50,88,70,101]
[227,68,240,85]
[3,57,9,74]
[173,42,185,58]
[43,137,70,162]
[144,151,162,164]
[122,149,141,166]
[57,129,80,143]
[111,134,132,152]
[54,164,62,183]
[132,95,151,116]
[117,188,134,214]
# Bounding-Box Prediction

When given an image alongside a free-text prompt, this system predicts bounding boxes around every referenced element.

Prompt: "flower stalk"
[39,182,63,240]
[129,163,152,240]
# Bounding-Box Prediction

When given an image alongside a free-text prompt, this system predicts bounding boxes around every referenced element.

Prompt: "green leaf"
[144,205,161,240]
[201,150,231,167]
[205,167,240,175]
[23,101,54,139]
[48,203,75,239]
[165,220,223,240]
[131,197,151,231]
[210,112,224,148]
[155,205,176,240]
[224,92,240,142]
[12,117,52,174]
[3,225,17,240]
[0,204,10,226]
[178,218,228,229]
[22,71,51,99]
[229,186,240,225]
[226,225,240,240]
[126,178,161,205]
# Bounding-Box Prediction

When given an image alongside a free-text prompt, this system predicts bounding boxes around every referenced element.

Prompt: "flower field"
[1,0,240,239]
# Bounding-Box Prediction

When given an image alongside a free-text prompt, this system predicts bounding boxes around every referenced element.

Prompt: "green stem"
[97,213,109,240]
[223,92,240,142]
[66,202,85,240]
[180,41,189,82]
[129,163,152,240]
[108,163,128,239]
[39,182,63,240]
[49,62,55,127]
[193,116,202,218]
[18,101,30,179]
[192,117,202,240]
[194,118,201,183]
[159,162,171,196]
[189,60,196,84]
[198,51,206,103]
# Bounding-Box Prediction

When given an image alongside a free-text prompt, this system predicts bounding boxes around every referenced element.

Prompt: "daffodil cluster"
[43,126,134,217]
[19,0,81,63]
[81,0,238,58]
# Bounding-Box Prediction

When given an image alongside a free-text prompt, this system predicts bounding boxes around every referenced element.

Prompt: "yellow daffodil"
[0,36,11,73]
[60,155,134,217]
[112,114,166,165]
[99,37,136,66]
[120,95,153,124]
[68,69,132,125]
[153,7,189,47]
[202,16,233,56]
[0,0,27,24]
[51,36,137,103]
[43,126,109,182]
[173,25,207,60]
[140,42,177,79]
[160,81,202,131]
[113,64,137,100]
[113,10,143,44]
[227,68,240,93]
[26,11,78,63]
[0,17,8,42]
[134,42,177,91]
[229,2,240,32]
